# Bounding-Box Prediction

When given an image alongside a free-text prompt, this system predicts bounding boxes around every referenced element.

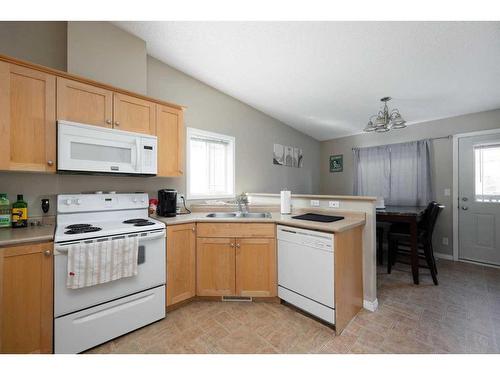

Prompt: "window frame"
[186,127,236,201]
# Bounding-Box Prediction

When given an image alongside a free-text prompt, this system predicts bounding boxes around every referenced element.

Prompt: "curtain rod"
[351,135,452,150]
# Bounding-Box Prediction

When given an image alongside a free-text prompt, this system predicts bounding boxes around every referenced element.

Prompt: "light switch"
[444,188,451,196]
[442,237,449,246]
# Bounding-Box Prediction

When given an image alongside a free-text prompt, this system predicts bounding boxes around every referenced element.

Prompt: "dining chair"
[376,226,384,265]
[387,202,444,285]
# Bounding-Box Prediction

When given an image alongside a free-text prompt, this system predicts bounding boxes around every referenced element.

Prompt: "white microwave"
[57,121,157,176]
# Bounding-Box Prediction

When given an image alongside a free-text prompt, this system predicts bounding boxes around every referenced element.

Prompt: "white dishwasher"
[277,225,335,324]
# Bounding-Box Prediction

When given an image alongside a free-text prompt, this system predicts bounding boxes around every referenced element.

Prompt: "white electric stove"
[53,192,166,354]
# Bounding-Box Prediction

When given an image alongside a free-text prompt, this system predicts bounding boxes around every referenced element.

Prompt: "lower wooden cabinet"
[236,238,276,297]
[0,241,53,354]
[166,224,196,306]
[196,237,236,296]
[196,234,277,298]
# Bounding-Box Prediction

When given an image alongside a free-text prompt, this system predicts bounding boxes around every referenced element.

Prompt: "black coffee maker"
[157,189,177,217]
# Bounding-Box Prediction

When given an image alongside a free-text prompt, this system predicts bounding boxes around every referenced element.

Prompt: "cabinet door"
[236,238,277,297]
[196,237,235,296]
[113,92,156,135]
[166,223,196,306]
[156,104,184,177]
[57,77,113,128]
[0,242,53,354]
[0,62,56,172]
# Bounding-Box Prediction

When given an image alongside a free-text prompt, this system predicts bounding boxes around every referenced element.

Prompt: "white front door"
[458,132,500,266]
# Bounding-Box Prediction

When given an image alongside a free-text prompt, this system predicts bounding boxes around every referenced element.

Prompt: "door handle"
[461,206,468,210]
[462,197,468,201]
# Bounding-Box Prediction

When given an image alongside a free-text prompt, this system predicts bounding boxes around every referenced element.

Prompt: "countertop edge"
[156,214,366,234]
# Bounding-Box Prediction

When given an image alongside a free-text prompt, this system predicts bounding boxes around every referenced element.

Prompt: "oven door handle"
[54,230,165,254]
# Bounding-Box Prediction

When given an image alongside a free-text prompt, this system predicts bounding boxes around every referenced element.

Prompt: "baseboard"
[363,298,378,312]
[434,252,454,260]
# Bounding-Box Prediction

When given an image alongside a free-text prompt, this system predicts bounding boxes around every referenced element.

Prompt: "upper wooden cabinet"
[156,104,184,177]
[57,77,113,128]
[236,238,277,297]
[0,62,56,172]
[0,241,54,354]
[0,54,185,173]
[113,93,156,135]
[166,223,196,307]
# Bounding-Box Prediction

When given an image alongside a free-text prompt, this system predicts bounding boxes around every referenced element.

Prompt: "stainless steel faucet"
[235,193,249,214]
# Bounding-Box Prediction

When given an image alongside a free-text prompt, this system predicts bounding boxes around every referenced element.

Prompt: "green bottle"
[0,193,11,228]
[12,194,28,228]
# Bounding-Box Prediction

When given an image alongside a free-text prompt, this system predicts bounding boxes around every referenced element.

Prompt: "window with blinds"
[186,128,235,200]
[475,144,500,202]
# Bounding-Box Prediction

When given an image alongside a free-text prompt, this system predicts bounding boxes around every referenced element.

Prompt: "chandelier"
[364,97,407,132]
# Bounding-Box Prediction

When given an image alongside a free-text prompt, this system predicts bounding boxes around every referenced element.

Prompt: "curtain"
[353,139,433,205]
[353,145,391,198]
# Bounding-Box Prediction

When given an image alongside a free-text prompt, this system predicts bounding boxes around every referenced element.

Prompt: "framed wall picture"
[329,154,343,172]
[273,144,285,165]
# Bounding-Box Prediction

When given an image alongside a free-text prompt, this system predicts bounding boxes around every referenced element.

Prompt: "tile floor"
[87,259,500,354]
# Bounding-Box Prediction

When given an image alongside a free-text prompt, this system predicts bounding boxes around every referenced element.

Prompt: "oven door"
[57,120,156,175]
[54,229,166,317]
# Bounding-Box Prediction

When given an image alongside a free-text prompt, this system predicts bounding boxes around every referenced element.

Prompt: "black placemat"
[291,213,344,223]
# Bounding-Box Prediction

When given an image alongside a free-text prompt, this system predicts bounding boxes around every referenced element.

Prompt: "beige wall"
[147,56,321,197]
[67,21,147,94]
[0,21,67,70]
[0,21,320,217]
[320,109,500,256]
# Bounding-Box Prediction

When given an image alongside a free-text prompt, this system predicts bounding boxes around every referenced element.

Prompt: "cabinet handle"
[106,119,112,125]
[236,243,240,248]
[47,160,54,166]
[44,250,52,256]
[230,243,235,248]
[115,121,120,127]
[192,227,195,232]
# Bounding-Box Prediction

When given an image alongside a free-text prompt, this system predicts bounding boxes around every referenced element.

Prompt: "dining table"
[376,205,427,284]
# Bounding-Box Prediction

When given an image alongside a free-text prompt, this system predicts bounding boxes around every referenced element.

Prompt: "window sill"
[186,194,236,202]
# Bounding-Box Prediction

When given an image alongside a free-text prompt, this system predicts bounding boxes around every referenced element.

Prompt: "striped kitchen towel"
[66,236,139,289]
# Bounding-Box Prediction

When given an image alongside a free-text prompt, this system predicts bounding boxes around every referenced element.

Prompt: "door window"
[474,144,500,202]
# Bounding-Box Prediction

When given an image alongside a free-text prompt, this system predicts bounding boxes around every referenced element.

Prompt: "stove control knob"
[65,199,72,205]
[133,198,138,203]
[141,198,146,203]
[76,199,82,205]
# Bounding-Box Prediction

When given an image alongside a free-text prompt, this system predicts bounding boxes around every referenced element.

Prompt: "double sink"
[206,212,272,219]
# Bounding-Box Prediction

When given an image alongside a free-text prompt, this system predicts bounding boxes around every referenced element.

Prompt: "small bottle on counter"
[0,193,11,228]
[11,194,28,228]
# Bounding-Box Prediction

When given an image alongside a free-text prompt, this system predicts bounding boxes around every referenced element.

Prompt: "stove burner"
[133,221,155,227]
[64,226,102,235]
[66,223,92,229]
[123,218,149,224]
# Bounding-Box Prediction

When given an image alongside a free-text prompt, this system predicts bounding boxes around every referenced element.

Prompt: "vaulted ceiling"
[114,21,500,140]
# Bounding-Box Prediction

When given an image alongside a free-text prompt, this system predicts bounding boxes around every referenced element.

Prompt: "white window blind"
[187,128,235,200]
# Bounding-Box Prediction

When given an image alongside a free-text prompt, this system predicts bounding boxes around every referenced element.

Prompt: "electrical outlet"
[329,201,340,208]
[310,200,320,207]
[444,188,451,196]
[442,237,449,246]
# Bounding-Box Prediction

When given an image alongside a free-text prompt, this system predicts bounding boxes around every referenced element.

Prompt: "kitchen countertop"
[0,210,365,247]
[153,211,366,233]
[0,224,56,247]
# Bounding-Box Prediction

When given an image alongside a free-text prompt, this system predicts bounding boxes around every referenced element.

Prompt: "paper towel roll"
[280,190,291,214]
